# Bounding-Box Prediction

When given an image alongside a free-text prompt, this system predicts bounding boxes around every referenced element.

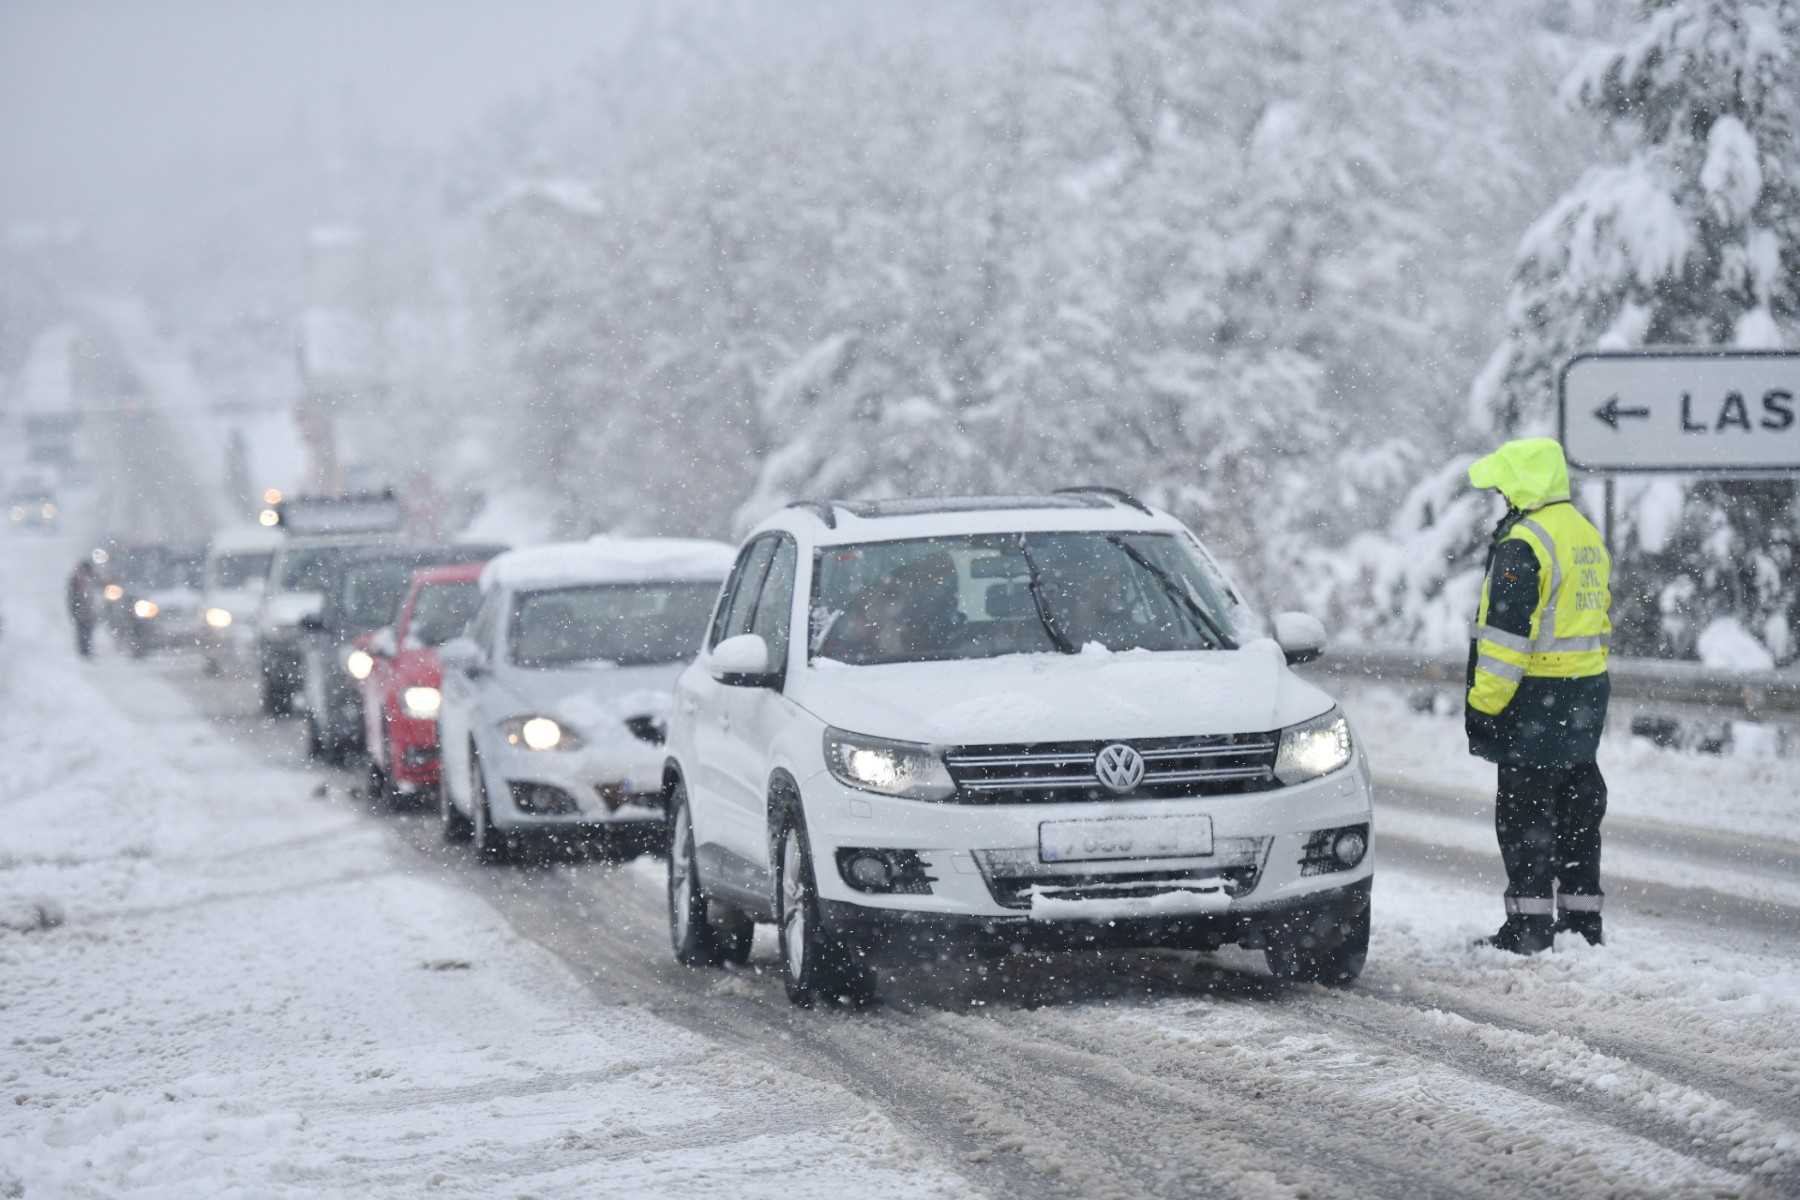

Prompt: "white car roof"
[752,494,1191,546]
[483,536,737,592]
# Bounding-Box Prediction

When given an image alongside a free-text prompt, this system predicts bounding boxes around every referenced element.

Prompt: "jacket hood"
[1468,438,1571,511]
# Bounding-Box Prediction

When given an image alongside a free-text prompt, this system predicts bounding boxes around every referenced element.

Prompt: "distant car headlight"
[104,584,125,601]
[1274,707,1353,785]
[400,686,441,719]
[7,506,21,521]
[823,728,956,801]
[40,503,56,519]
[258,508,280,527]
[345,649,375,680]
[499,715,582,751]
[133,599,160,619]
[204,607,233,629]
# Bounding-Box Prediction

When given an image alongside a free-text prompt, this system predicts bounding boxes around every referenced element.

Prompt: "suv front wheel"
[775,817,873,1008]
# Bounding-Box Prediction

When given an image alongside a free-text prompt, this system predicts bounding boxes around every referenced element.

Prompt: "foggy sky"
[0,0,650,223]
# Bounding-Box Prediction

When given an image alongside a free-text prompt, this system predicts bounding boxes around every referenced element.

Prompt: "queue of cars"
[116,487,1374,1007]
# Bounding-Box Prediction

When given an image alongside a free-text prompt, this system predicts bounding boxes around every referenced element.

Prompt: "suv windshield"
[509,582,719,668]
[211,551,272,590]
[811,532,1243,666]
[408,581,481,647]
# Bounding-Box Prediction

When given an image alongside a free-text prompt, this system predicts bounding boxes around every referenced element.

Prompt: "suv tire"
[668,781,754,967]
[1265,901,1369,987]
[776,817,872,1008]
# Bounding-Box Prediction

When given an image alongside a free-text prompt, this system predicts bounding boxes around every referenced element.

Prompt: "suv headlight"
[344,648,375,680]
[499,715,583,752]
[823,728,956,801]
[1274,707,1352,785]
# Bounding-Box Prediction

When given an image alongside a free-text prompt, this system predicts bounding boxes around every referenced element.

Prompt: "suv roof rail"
[785,499,838,529]
[1052,485,1153,515]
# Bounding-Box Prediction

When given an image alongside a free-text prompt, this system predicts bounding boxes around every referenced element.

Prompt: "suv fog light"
[1332,829,1368,868]
[1300,823,1370,876]
[845,852,892,890]
[835,848,936,895]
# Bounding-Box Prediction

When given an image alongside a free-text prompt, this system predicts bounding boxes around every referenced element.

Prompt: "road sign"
[1560,351,1800,473]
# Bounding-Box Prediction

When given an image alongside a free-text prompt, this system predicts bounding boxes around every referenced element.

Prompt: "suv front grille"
[943,733,1278,804]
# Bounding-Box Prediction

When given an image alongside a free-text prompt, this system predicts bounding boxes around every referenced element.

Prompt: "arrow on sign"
[1593,395,1650,430]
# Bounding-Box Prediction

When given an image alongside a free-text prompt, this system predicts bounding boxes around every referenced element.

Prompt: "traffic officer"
[1464,438,1611,954]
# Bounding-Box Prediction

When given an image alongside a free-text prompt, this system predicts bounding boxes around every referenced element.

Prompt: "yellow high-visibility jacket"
[1466,439,1612,765]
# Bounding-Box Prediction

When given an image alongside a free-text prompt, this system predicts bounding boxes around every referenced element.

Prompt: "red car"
[362,562,487,805]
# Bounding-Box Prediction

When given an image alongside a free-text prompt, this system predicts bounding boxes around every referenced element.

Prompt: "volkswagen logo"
[1094,743,1145,795]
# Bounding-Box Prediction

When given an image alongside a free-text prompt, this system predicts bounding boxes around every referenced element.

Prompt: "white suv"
[663,493,1373,1006]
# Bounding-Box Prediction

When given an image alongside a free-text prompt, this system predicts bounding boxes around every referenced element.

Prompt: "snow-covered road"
[5,522,1799,1198]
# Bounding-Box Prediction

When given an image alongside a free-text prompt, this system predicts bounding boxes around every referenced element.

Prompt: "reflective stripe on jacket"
[1468,501,1611,717]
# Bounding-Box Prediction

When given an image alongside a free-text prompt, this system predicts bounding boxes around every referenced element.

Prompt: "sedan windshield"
[811,532,1244,666]
[509,582,719,669]
[408,581,481,647]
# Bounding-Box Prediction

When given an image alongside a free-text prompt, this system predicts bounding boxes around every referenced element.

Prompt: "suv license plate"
[1039,815,1215,863]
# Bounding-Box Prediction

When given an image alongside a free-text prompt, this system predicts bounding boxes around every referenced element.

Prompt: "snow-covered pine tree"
[1477,0,1800,663]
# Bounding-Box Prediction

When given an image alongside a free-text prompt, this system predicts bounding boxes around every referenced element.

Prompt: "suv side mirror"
[438,635,483,674]
[710,633,776,687]
[1274,612,1327,665]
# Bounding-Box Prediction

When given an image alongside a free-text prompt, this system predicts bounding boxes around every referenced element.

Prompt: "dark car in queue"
[100,541,208,658]
[296,544,506,763]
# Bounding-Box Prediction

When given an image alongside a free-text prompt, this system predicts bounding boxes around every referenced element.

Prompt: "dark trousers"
[1495,761,1606,917]
[74,619,93,658]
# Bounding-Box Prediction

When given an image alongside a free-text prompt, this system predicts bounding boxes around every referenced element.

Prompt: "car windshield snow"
[408,581,481,647]
[509,581,719,668]
[810,531,1243,666]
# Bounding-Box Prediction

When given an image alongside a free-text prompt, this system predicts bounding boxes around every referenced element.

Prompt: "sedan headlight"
[104,583,124,601]
[1274,706,1353,785]
[133,599,160,619]
[499,715,582,751]
[823,728,956,801]
[400,686,441,719]
[204,607,233,629]
[344,649,375,680]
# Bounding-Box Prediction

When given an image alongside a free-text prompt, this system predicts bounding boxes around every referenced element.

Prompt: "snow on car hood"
[493,661,682,742]
[789,639,1333,745]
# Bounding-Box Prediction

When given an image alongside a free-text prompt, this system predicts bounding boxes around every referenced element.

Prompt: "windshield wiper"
[1105,535,1237,650]
[1016,537,1077,654]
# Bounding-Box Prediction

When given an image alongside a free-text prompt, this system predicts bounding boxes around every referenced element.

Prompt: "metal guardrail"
[1305,644,1800,717]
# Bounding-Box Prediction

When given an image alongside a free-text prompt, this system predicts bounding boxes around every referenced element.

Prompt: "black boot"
[1474,914,1553,955]
[1555,911,1603,946]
